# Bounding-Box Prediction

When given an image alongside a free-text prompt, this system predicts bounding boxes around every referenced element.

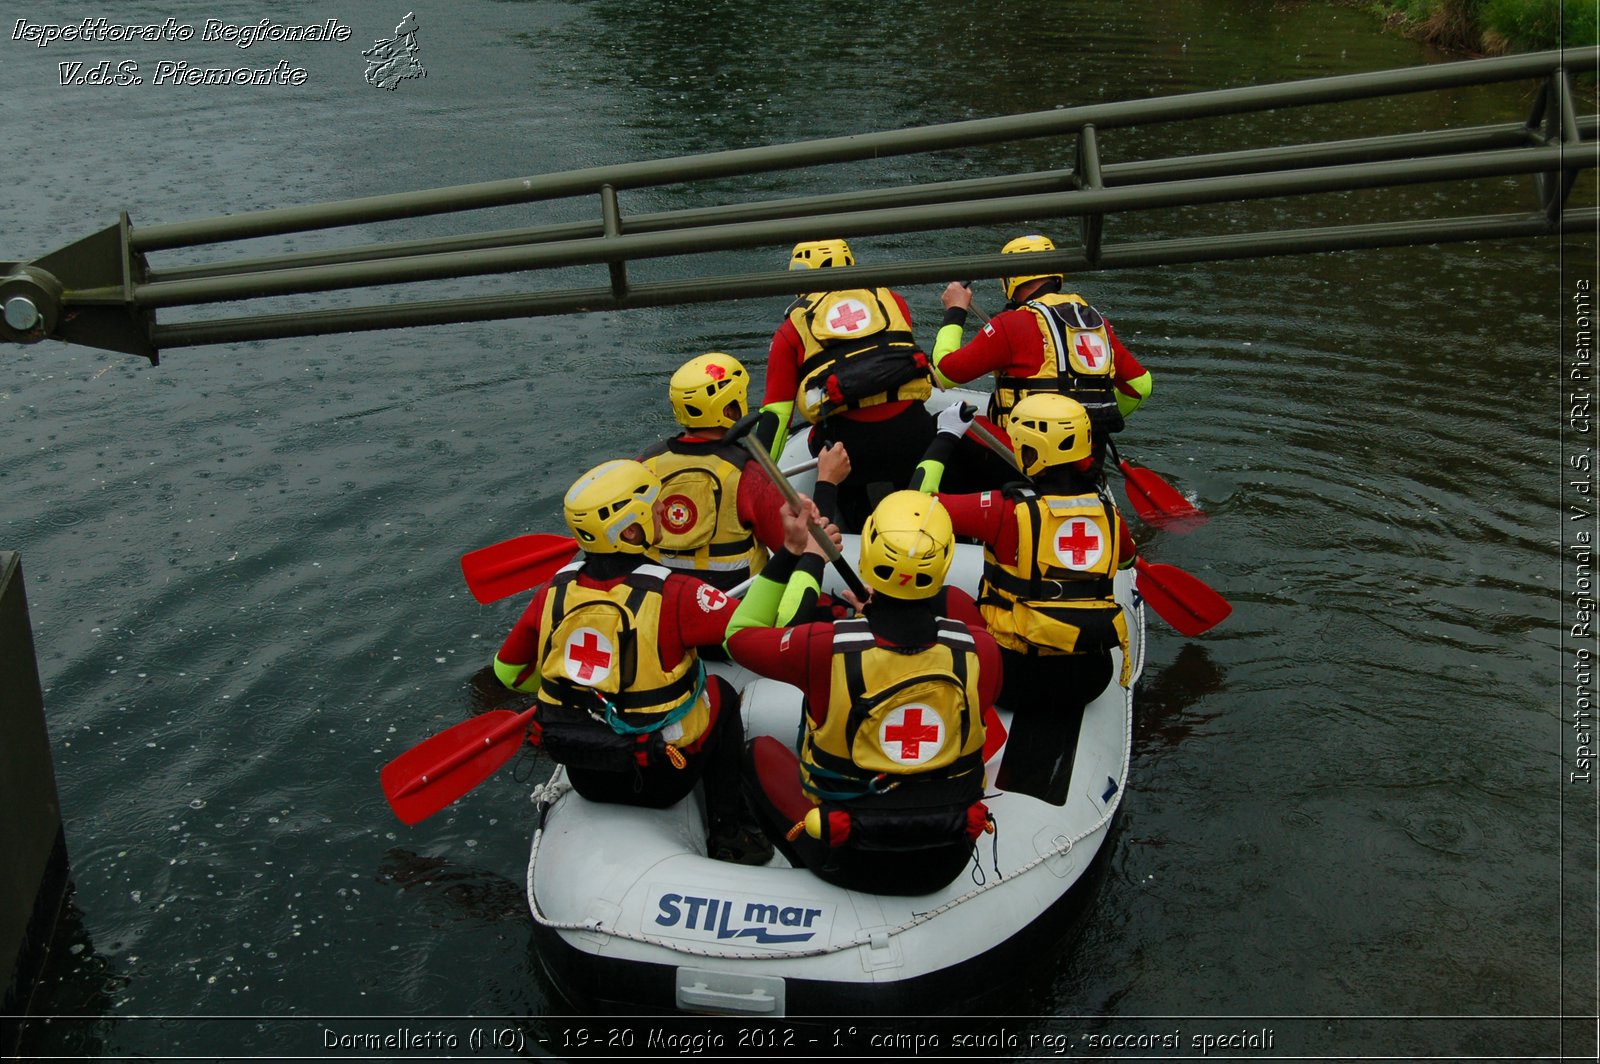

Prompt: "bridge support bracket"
[3,214,156,363]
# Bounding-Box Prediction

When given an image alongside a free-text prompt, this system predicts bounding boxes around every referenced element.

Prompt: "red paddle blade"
[981,704,1009,764]
[381,707,535,825]
[1119,459,1207,532]
[460,534,578,604]
[1134,558,1231,636]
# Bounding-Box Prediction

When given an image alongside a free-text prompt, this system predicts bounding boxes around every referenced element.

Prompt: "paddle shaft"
[964,410,1016,468]
[736,437,870,601]
[959,281,992,325]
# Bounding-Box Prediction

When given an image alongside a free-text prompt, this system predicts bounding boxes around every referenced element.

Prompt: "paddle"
[460,458,822,604]
[384,568,763,824]
[1106,439,1207,532]
[461,533,580,605]
[953,402,1016,468]
[727,415,872,603]
[382,705,537,825]
[1128,557,1231,637]
[962,417,1230,636]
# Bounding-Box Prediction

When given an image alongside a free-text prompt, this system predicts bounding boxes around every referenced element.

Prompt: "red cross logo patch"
[661,494,698,535]
[562,627,614,685]
[1053,518,1103,570]
[695,584,728,613]
[826,299,870,334]
[1072,332,1107,370]
[879,704,945,766]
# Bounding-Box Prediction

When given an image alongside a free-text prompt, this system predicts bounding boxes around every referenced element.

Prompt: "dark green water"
[3,0,1594,1058]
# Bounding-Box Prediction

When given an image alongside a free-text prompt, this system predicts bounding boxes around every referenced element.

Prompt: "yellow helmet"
[789,238,855,272]
[1000,233,1063,302]
[563,459,660,555]
[858,491,953,601]
[669,352,748,430]
[1007,392,1092,476]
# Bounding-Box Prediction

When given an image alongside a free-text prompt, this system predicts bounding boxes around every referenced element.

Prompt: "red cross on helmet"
[669,352,749,430]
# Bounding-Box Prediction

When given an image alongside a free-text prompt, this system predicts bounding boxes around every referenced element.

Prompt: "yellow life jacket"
[989,292,1124,437]
[979,486,1133,685]
[790,288,931,422]
[800,616,986,802]
[533,563,710,769]
[639,438,766,590]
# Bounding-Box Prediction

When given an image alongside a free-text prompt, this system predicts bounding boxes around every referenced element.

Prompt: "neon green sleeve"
[1117,371,1153,418]
[724,567,788,648]
[776,569,822,626]
[760,400,795,458]
[493,655,541,694]
[931,323,966,389]
[909,431,958,493]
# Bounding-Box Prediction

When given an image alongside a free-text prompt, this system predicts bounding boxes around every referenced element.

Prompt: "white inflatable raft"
[524,392,1146,1016]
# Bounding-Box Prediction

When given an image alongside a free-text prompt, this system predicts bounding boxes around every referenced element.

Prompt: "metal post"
[0,552,70,1058]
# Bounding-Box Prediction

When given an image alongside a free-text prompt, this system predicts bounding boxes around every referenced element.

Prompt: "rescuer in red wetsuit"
[915,396,1136,804]
[933,233,1153,478]
[638,352,791,593]
[725,490,1001,895]
[754,238,938,532]
[491,458,771,865]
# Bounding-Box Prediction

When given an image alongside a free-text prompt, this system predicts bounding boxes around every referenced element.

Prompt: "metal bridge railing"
[1,46,1595,361]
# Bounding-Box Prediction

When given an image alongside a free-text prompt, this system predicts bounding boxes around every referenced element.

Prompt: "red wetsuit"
[936,488,1137,568]
[727,586,1002,894]
[726,587,1000,730]
[937,306,1148,404]
[496,561,748,816]
[761,290,921,426]
[497,565,741,731]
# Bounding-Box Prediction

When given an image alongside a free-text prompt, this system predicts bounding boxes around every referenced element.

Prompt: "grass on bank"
[1368,0,1598,53]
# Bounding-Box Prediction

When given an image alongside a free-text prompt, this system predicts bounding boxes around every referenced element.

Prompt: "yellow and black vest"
[979,486,1132,685]
[790,288,932,422]
[639,438,766,591]
[989,293,1124,437]
[801,615,985,803]
[533,562,710,770]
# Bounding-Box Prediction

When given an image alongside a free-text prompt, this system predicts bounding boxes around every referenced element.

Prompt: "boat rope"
[522,604,1144,962]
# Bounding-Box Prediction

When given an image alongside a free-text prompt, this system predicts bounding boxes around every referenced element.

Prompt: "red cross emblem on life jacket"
[563,627,614,684]
[1073,332,1107,369]
[1054,518,1103,570]
[828,300,870,333]
[880,704,944,766]
[661,494,697,535]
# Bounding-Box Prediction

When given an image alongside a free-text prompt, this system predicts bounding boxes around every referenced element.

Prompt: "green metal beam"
[100,143,1588,311]
[144,117,1583,286]
[122,46,1595,252]
[149,207,1594,351]
[2,46,1595,360]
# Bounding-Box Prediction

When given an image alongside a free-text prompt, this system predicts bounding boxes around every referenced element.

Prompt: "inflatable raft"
[524,393,1146,1014]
